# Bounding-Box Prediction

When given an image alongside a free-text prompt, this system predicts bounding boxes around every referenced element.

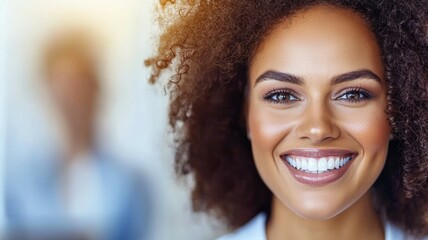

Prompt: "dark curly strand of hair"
[146,0,428,235]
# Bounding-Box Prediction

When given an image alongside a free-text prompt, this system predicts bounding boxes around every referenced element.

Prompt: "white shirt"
[217,213,427,240]
[63,151,105,235]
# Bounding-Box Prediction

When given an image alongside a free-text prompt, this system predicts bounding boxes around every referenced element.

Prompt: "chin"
[296,209,342,221]
[289,200,350,221]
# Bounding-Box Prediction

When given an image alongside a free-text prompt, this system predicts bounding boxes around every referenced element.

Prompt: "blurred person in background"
[5,30,151,240]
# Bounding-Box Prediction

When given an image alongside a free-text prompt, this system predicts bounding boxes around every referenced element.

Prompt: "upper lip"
[280,149,357,158]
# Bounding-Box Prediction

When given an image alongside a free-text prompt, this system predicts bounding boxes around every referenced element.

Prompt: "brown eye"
[344,92,361,99]
[263,89,300,104]
[336,88,372,103]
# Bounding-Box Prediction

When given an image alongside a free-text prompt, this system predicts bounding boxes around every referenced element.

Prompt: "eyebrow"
[255,71,303,85]
[254,69,382,86]
[331,69,382,84]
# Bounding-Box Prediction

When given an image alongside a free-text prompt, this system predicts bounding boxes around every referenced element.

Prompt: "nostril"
[296,120,340,143]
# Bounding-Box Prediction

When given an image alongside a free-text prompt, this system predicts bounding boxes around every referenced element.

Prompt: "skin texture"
[247,5,390,239]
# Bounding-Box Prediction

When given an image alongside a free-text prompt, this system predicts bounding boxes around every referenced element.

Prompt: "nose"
[295,101,340,144]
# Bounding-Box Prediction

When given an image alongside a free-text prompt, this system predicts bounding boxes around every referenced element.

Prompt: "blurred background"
[0,0,225,239]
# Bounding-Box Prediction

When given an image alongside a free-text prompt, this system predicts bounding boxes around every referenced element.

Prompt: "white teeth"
[327,157,335,170]
[286,156,293,166]
[318,158,327,172]
[308,158,317,172]
[301,158,308,171]
[343,157,351,165]
[285,155,353,173]
[296,158,302,170]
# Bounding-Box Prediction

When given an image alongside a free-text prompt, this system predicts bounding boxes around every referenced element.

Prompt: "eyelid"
[334,87,373,101]
[334,87,369,96]
[262,88,301,104]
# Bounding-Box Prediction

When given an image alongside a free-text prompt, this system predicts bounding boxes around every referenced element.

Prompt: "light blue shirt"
[217,213,427,240]
[5,149,151,240]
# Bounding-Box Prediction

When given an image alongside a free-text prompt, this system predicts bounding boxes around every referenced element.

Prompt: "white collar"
[218,213,423,240]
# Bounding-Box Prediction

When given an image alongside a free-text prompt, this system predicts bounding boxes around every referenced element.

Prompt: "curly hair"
[146,0,428,235]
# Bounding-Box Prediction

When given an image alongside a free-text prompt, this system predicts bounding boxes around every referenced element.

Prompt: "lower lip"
[282,156,355,187]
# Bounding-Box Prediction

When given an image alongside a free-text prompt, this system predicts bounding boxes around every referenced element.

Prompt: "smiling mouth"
[280,149,357,186]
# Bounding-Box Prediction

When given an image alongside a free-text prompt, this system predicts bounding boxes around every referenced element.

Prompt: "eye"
[263,89,300,104]
[336,88,372,102]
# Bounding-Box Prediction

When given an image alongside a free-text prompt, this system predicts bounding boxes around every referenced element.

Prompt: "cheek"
[246,101,302,194]
[339,103,391,155]
[247,101,292,200]
[247,102,296,158]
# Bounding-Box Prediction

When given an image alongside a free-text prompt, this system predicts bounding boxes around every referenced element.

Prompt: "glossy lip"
[280,149,358,187]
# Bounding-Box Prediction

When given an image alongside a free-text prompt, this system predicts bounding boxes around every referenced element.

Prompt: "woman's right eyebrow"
[254,70,303,87]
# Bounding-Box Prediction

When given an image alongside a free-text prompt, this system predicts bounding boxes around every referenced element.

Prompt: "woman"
[146,0,428,239]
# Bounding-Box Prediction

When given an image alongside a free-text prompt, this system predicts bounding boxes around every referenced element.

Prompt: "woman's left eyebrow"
[331,70,382,85]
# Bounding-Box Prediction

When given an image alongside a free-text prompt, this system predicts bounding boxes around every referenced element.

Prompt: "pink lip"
[280,149,357,187]
[281,149,355,158]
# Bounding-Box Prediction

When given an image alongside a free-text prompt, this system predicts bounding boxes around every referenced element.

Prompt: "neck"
[64,122,94,163]
[267,192,384,240]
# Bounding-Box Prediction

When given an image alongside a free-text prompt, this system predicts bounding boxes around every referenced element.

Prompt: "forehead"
[250,5,384,83]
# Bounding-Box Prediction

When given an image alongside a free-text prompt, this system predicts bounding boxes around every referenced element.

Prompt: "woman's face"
[247,5,391,220]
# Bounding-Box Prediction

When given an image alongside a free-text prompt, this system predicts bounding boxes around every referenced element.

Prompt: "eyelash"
[335,87,373,102]
[262,87,373,104]
[263,89,300,104]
